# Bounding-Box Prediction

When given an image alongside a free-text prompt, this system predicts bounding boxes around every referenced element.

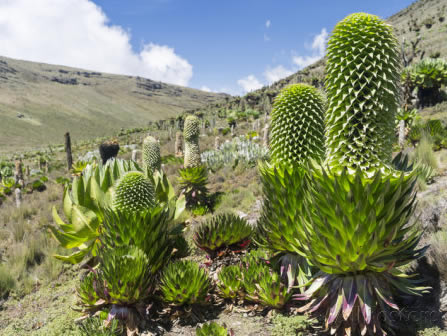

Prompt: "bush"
[0,265,15,299]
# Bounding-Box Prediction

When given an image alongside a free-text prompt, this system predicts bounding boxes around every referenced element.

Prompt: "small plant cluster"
[201,136,268,171]
[217,250,293,309]
[226,108,261,126]
[402,58,447,107]
[0,160,48,205]
[192,214,296,310]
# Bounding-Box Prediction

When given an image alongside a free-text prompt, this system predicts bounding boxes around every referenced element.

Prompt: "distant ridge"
[0,56,227,153]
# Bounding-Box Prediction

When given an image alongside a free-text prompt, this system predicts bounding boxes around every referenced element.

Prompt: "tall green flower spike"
[113,171,155,213]
[270,83,325,164]
[183,115,201,168]
[325,13,401,174]
[142,136,161,173]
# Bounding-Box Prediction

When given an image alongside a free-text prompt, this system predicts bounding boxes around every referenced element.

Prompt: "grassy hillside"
[0,56,227,153]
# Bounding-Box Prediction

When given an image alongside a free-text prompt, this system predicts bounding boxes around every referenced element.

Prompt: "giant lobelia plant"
[294,13,429,335]
[183,115,202,168]
[142,136,161,173]
[256,83,325,290]
[50,159,140,263]
[50,158,184,264]
[178,114,210,212]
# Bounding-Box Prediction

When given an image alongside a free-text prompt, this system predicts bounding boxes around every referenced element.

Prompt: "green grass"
[271,313,317,336]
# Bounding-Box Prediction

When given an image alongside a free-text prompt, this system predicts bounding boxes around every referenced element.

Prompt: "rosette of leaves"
[77,271,106,310]
[77,246,154,312]
[1,177,16,189]
[160,260,211,306]
[256,162,314,289]
[216,265,243,300]
[193,213,252,258]
[50,159,140,263]
[270,83,325,165]
[240,250,292,309]
[256,162,308,253]
[178,165,210,211]
[295,168,429,335]
[78,317,121,336]
[196,322,228,336]
[100,207,174,275]
[0,165,13,178]
[100,246,153,304]
[184,115,201,168]
[325,13,401,174]
[270,252,313,295]
[142,136,161,173]
[112,171,156,213]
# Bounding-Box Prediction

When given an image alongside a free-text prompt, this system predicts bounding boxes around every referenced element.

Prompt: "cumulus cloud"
[0,0,192,86]
[292,28,328,69]
[264,65,293,83]
[292,55,321,69]
[237,75,263,93]
[266,20,271,28]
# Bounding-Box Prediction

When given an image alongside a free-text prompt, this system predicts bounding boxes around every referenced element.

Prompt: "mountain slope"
[0,56,226,153]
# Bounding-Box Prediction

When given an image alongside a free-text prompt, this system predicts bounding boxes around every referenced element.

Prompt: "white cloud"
[312,28,328,55]
[266,20,271,28]
[264,65,293,83]
[0,0,192,86]
[200,86,212,92]
[237,75,263,93]
[292,28,328,70]
[292,55,321,69]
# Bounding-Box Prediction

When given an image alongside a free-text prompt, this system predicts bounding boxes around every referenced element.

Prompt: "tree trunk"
[14,159,23,185]
[65,132,73,170]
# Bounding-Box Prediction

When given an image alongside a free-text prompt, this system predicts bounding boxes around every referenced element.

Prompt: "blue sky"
[0,0,416,95]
